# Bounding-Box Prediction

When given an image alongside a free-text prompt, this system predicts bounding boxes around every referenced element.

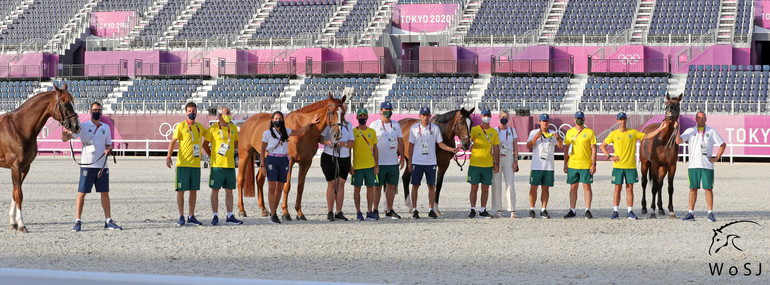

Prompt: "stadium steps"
[449,0,483,45]
[367,74,395,110]
[716,0,738,45]
[157,0,205,48]
[103,80,135,114]
[630,0,656,44]
[537,0,569,45]
[120,0,171,50]
[666,73,687,97]
[358,0,396,45]
[564,73,587,113]
[44,0,100,54]
[278,75,305,112]
[236,0,277,45]
[0,0,34,32]
[317,0,356,45]
[466,73,490,109]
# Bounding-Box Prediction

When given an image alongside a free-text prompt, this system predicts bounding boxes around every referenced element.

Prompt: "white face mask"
[481,116,491,124]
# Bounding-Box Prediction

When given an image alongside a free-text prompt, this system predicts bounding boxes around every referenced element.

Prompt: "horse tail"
[242,147,257,197]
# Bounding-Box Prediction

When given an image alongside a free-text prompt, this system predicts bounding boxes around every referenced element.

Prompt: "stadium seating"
[386,76,473,111]
[204,77,289,111]
[1,0,21,22]
[115,79,202,112]
[137,0,191,41]
[648,0,720,36]
[93,0,155,13]
[52,79,120,111]
[478,76,569,111]
[253,0,337,40]
[0,80,37,111]
[579,76,669,112]
[683,65,769,113]
[0,0,90,44]
[557,0,636,36]
[289,76,379,109]
[734,0,752,35]
[174,0,262,41]
[466,0,548,40]
[335,0,379,38]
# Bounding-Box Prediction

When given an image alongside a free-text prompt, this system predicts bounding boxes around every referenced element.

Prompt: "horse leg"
[667,165,677,218]
[256,156,270,217]
[236,148,251,217]
[401,166,412,211]
[280,160,295,221]
[11,165,27,233]
[434,166,447,216]
[8,198,17,230]
[655,167,666,217]
[294,162,311,221]
[640,161,649,215]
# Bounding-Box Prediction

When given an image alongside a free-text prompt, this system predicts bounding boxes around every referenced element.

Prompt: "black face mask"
[499,118,509,125]
[272,120,284,128]
[576,118,584,126]
[357,117,368,125]
[187,113,197,121]
[91,112,101,120]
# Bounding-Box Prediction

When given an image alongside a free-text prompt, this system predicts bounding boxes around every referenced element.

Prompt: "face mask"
[481,116,491,124]
[222,115,232,123]
[576,118,584,126]
[91,112,101,121]
[357,117,368,125]
[499,118,509,125]
[187,113,196,121]
[272,120,284,128]
[382,110,392,119]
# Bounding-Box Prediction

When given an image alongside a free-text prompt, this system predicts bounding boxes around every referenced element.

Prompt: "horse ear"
[666,93,671,101]
[678,93,684,102]
[53,84,61,92]
[327,92,333,100]
[340,95,346,103]
[62,82,68,91]
[469,107,475,114]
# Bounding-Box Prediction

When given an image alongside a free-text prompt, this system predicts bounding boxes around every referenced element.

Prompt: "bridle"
[53,91,79,131]
[663,101,680,150]
[449,112,471,171]
[326,102,344,141]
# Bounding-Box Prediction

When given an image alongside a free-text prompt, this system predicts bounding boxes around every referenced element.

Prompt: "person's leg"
[177,191,185,216]
[353,186,362,213]
[366,186,375,212]
[76,193,86,220]
[268,181,280,214]
[188,190,197,217]
[211,189,220,214]
[625,184,634,208]
[469,184,479,208]
[583,183,593,209]
[688,188,698,211]
[480,184,490,208]
[613,184,622,207]
[491,169,502,213]
[427,185,436,209]
[100,192,111,219]
[569,183,578,209]
[335,178,346,213]
[705,189,713,211]
[224,189,234,214]
[529,185,538,208]
[410,185,420,211]
[326,181,335,212]
[503,162,515,212]
[541,186,550,209]
[386,184,396,211]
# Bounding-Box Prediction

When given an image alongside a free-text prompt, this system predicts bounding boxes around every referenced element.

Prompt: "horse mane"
[294,98,339,113]
[432,109,461,123]
[11,90,58,114]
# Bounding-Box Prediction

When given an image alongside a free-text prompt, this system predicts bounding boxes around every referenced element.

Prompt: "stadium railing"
[588,56,670,76]
[306,58,385,76]
[399,59,478,75]
[56,62,130,79]
[217,59,297,78]
[0,63,49,80]
[134,61,211,78]
[491,57,573,76]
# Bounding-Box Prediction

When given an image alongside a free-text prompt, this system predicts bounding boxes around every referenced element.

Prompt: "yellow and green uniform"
[205,122,239,189]
[564,127,596,185]
[604,128,645,185]
[352,127,378,187]
[468,126,499,186]
[173,121,208,191]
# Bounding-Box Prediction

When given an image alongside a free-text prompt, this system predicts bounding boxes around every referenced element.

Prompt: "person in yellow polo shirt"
[202,106,242,226]
[600,112,667,220]
[351,108,379,221]
[467,108,499,219]
[166,102,209,227]
[563,111,597,219]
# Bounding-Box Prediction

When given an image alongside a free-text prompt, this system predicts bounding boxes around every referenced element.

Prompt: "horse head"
[53,83,81,134]
[708,220,760,256]
[454,107,475,150]
[324,93,346,141]
[664,93,683,123]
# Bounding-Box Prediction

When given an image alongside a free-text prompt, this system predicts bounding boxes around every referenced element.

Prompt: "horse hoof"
[649,213,657,219]
[9,224,17,231]
[657,209,666,216]
[260,210,270,217]
[238,212,248,218]
[640,208,648,215]
[296,215,307,221]
[18,226,28,233]
[282,215,292,221]
[669,212,677,219]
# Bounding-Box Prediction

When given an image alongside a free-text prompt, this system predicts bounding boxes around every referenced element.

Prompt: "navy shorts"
[266,155,289,183]
[411,164,437,186]
[78,167,109,193]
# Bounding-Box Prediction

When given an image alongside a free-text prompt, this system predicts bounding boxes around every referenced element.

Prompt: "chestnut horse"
[399,108,474,215]
[2,84,81,232]
[640,94,683,219]
[236,94,346,220]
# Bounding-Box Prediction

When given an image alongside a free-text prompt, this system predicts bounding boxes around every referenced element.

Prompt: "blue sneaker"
[226,215,243,225]
[610,211,619,219]
[72,220,82,232]
[187,215,202,226]
[373,209,380,221]
[177,216,185,226]
[357,211,365,221]
[366,211,376,220]
[682,212,695,221]
[104,220,122,230]
[627,211,638,220]
[210,215,219,226]
[707,212,716,222]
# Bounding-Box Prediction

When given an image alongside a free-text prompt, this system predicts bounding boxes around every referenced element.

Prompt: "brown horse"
[236,94,346,220]
[1,84,81,232]
[399,108,474,215]
[640,94,682,219]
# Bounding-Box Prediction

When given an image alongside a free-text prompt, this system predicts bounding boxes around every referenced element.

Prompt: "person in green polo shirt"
[467,108,500,218]
[166,102,208,227]
[351,108,379,221]
[202,106,242,226]
[600,112,666,220]
[563,111,597,219]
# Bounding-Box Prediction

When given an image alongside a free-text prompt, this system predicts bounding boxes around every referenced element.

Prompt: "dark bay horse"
[236,94,345,220]
[1,84,81,232]
[399,108,474,215]
[640,94,682,219]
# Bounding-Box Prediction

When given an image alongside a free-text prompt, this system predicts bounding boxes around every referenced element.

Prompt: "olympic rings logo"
[159,122,180,140]
[617,54,640,65]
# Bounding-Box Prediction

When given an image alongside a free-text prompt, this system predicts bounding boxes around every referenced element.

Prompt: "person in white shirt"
[319,105,354,222]
[491,110,519,218]
[675,111,726,222]
[62,102,121,232]
[526,114,563,219]
[259,111,320,224]
[407,107,459,219]
[369,102,405,219]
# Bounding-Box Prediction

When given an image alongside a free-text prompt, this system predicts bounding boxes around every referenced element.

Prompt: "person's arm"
[260,140,268,175]
[373,144,379,174]
[512,138,519,171]
[166,138,177,168]
[202,139,212,156]
[712,142,726,162]
[437,142,459,153]
[397,137,406,169]
[644,123,668,140]
[600,141,615,162]
[555,132,564,149]
[407,142,414,172]
[526,131,541,149]
[589,143,597,175]
[563,140,570,174]
[493,144,500,174]
[290,114,321,137]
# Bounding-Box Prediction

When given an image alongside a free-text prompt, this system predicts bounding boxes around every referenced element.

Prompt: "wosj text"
[709,262,762,277]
